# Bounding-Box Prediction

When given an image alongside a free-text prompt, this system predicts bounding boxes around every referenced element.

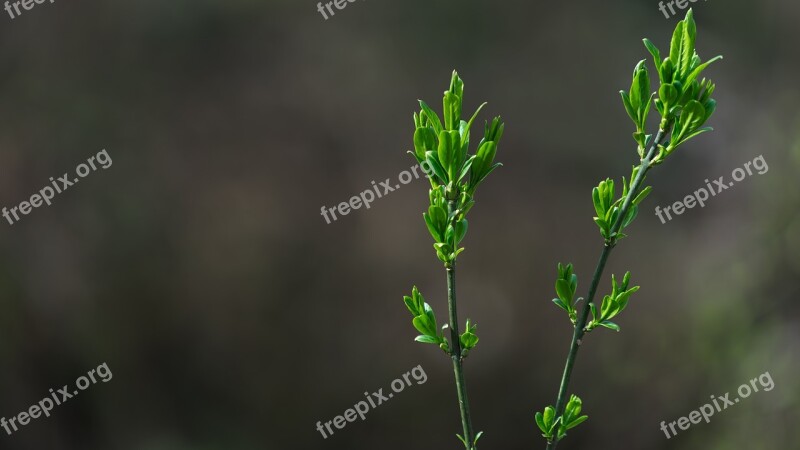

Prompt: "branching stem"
[545,128,666,450]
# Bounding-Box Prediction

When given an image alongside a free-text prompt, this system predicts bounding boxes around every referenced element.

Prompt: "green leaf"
[658,83,678,106]
[464,102,487,140]
[473,140,497,178]
[635,62,650,118]
[437,130,458,175]
[424,151,449,183]
[454,219,468,245]
[478,162,502,184]
[556,279,573,304]
[661,58,675,84]
[552,297,570,312]
[456,433,468,449]
[632,186,652,206]
[412,315,435,336]
[639,91,653,131]
[599,294,614,320]
[458,155,476,183]
[684,55,723,87]
[622,205,638,228]
[680,9,697,75]
[669,20,685,69]
[424,303,437,327]
[404,295,419,315]
[593,217,609,238]
[629,62,643,110]
[418,100,443,136]
[592,186,604,218]
[423,213,443,243]
[703,99,717,122]
[542,406,556,433]
[460,331,478,350]
[642,38,662,72]
[620,91,637,124]
[565,415,588,430]
[415,335,440,344]
[413,127,437,160]
[431,203,447,224]
[443,91,458,131]
[615,286,639,310]
[679,126,713,145]
[682,100,707,130]
[484,116,505,142]
[600,321,620,332]
[535,412,547,434]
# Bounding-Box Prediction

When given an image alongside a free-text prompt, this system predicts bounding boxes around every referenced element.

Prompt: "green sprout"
[403,70,503,450]
[537,9,722,449]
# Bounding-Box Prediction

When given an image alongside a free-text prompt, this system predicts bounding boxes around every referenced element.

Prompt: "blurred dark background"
[0,0,797,449]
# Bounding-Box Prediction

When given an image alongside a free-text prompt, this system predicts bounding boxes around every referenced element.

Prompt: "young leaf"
[632,186,652,206]
[565,415,588,430]
[454,219,468,245]
[464,102,487,139]
[599,321,620,332]
[556,279,573,304]
[680,9,697,75]
[437,130,458,175]
[415,335,441,344]
[425,151,449,184]
[669,20,685,69]
[423,212,443,243]
[552,297,570,312]
[535,412,548,434]
[642,38,662,73]
[418,100,443,135]
[684,55,723,87]
[620,91,637,124]
[412,315,436,337]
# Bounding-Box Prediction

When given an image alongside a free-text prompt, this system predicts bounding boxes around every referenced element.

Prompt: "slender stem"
[544,129,666,450]
[447,264,476,449]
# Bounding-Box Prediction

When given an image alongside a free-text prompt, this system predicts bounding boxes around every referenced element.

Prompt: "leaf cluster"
[411,71,504,266]
[403,286,480,357]
[586,272,640,332]
[535,395,588,441]
[456,430,483,450]
[551,263,580,324]
[403,286,450,353]
[591,166,652,242]
[622,9,722,163]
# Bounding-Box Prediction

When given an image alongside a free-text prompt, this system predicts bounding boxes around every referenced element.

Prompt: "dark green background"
[0,0,797,449]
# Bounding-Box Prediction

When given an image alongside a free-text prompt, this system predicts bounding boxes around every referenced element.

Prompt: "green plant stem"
[447,264,476,449]
[545,129,666,450]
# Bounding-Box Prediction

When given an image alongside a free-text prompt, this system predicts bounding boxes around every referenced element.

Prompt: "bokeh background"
[0,0,798,449]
